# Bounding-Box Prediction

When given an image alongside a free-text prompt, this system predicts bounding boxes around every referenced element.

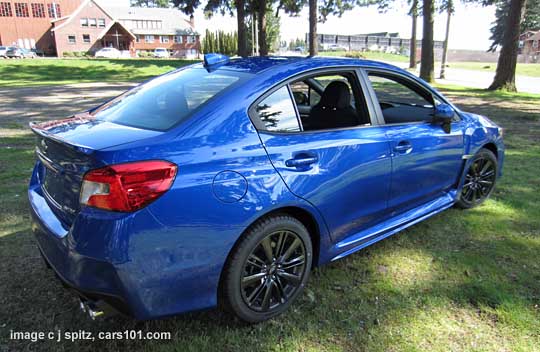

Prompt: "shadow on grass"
[0,59,198,87]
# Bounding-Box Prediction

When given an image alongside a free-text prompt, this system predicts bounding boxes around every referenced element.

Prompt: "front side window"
[82,34,90,43]
[187,36,196,43]
[91,68,249,131]
[368,72,436,124]
[255,86,300,132]
[160,36,169,43]
[68,35,76,44]
[174,35,183,43]
[145,35,154,43]
[89,18,96,27]
[80,17,88,27]
[98,18,105,27]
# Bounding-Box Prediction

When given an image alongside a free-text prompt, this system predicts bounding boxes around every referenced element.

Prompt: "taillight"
[80,160,177,212]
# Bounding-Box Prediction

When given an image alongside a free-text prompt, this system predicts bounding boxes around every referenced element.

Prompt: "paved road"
[387,61,540,94]
[0,82,137,130]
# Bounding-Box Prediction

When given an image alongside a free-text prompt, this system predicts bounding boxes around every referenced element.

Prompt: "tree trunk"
[236,0,248,57]
[257,0,268,56]
[409,0,418,69]
[439,0,452,79]
[488,0,527,91]
[419,0,435,82]
[309,0,318,56]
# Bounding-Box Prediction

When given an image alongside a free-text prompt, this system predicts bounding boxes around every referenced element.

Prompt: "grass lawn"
[0,58,198,87]
[0,77,539,351]
[445,62,540,77]
[321,50,409,63]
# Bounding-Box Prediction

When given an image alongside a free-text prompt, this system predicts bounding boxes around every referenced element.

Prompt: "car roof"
[208,56,407,76]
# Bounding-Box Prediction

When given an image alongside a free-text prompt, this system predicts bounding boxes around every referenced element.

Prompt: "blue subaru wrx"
[29,54,504,322]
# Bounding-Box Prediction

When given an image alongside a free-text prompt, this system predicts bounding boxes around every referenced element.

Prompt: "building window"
[0,2,12,17]
[80,18,88,27]
[82,34,90,43]
[187,36,196,44]
[98,18,105,27]
[145,35,154,43]
[174,35,183,44]
[135,35,140,43]
[533,40,539,49]
[47,3,61,18]
[160,36,169,43]
[31,3,45,17]
[68,35,76,44]
[15,3,29,17]
[89,18,96,27]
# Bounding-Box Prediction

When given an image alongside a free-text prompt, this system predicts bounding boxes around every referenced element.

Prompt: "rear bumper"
[28,163,244,320]
[29,186,132,316]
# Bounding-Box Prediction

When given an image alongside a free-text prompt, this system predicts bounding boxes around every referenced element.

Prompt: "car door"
[365,70,465,214]
[249,69,393,244]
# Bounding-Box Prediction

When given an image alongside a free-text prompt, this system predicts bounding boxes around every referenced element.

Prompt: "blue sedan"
[28,54,504,322]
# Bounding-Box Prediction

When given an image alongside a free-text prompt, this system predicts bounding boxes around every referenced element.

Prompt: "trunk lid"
[31,114,163,225]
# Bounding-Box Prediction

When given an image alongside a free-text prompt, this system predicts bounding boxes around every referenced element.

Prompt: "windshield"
[91,67,250,130]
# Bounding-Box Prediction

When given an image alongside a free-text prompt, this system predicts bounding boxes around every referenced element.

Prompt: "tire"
[221,214,313,323]
[456,148,498,209]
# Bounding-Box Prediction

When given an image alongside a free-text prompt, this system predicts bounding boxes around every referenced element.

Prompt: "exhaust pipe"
[79,299,105,320]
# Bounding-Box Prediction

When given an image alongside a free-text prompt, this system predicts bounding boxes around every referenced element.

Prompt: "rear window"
[91,67,248,130]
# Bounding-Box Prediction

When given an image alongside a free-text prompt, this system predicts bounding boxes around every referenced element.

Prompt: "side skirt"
[327,191,457,262]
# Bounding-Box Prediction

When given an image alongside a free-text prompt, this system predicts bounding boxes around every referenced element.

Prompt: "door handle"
[285,156,318,168]
[393,141,413,153]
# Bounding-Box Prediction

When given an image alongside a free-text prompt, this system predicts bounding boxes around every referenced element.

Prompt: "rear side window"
[255,86,300,132]
[91,68,248,130]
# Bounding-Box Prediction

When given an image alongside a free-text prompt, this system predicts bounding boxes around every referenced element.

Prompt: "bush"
[63,51,73,57]
[137,51,152,58]
[344,51,367,59]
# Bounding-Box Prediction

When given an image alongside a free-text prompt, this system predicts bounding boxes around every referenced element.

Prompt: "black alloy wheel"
[457,148,498,208]
[222,215,312,323]
[241,230,307,312]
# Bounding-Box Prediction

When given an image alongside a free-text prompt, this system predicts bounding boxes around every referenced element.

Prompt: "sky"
[105,0,497,51]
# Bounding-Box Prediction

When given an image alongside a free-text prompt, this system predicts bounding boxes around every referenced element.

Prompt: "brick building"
[0,0,200,57]
[0,0,81,54]
[520,30,540,63]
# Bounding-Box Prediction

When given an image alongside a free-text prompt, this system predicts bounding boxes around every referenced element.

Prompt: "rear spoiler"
[29,118,95,155]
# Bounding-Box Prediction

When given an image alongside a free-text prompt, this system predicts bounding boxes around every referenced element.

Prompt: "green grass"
[445,62,540,77]
[321,50,409,62]
[1,80,540,351]
[0,58,198,87]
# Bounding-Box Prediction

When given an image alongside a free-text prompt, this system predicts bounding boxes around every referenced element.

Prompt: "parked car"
[153,48,170,58]
[29,54,504,323]
[0,46,9,58]
[324,43,349,51]
[31,48,45,57]
[94,47,121,59]
[6,47,36,58]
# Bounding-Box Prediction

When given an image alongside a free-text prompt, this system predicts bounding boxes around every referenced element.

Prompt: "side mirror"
[433,104,454,133]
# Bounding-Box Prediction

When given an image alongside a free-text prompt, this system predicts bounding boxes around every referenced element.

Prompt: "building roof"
[102,6,197,36]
